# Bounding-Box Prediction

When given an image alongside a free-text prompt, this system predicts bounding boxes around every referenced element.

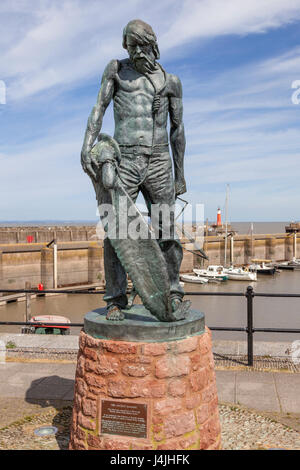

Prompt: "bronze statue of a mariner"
[81,19,191,322]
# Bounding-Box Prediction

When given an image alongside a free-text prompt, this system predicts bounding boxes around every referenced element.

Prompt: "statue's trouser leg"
[102,238,128,309]
[140,151,185,300]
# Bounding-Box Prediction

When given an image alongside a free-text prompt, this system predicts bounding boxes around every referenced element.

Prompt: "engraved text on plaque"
[101,400,147,438]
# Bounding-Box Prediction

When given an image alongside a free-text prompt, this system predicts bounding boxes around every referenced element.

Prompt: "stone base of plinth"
[69,307,221,450]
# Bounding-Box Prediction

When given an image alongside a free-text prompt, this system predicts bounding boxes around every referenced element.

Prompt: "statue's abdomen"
[113,85,168,147]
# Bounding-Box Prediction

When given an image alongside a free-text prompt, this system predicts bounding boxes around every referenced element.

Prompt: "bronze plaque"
[101,400,147,438]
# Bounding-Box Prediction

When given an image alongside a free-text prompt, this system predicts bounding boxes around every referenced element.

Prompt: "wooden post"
[285,234,293,261]
[25,281,31,323]
[230,234,234,267]
[41,247,54,289]
[53,238,58,289]
[293,231,297,260]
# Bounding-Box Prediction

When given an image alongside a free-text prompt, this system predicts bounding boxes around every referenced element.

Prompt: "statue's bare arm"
[81,60,118,180]
[169,75,187,197]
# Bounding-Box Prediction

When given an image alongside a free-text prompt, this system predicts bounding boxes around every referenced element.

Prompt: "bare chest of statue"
[113,60,169,147]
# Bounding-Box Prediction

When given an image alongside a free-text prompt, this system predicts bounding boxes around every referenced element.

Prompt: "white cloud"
[2,0,300,99]
[1,0,300,220]
[160,0,300,47]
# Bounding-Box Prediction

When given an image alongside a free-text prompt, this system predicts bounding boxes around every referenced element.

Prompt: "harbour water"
[1,269,300,343]
[0,220,299,343]
[231,221,289,234]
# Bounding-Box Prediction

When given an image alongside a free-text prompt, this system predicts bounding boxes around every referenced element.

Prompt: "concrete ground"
[0,361,299,431]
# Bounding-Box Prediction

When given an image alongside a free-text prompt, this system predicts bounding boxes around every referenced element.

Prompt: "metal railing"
[1,286,300,366]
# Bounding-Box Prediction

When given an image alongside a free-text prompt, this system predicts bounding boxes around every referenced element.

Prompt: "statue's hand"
[175,178,187,197]
[102,162,116,190]
[81,149,97,181]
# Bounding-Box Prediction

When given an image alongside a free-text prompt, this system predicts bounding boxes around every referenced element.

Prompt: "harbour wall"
[199,233,300,267]
[0,233,299,290]
[0,226,95,245]
[0,241,193,290]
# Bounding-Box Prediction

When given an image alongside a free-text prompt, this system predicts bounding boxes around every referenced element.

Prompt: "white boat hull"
[193,268,228,281]
[223,267,257,281]
[180,275,208,284]
[226,272,257,281]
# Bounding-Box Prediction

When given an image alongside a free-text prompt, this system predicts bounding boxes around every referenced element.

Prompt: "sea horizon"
[0,220,297,234]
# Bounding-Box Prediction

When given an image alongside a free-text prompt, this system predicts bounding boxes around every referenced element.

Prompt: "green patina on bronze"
[81,19,190,323]
[84,305,205,342]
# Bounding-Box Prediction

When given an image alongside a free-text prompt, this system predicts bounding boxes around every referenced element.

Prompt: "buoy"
[217,207,222,226]
[38,283,44,291]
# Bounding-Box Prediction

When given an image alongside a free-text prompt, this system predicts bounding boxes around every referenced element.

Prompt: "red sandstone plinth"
[69,327,221,450]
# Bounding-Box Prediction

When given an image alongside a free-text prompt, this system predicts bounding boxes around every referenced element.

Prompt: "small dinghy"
[180,274,208,284]
[22,315,71,335]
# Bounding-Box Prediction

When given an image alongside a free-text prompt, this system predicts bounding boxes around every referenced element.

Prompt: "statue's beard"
[131,54,156,74]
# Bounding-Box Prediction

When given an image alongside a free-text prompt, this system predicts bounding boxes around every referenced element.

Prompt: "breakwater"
[0,225,95,244]
[0,229,299,290]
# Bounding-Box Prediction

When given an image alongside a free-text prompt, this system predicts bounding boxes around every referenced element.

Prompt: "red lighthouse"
[217,208,222,226]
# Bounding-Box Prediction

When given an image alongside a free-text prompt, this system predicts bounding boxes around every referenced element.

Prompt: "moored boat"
[193,265,228,281]
[223,266,257,281]
[180,274,208,284]
[22,315,71,335]
[249,259,276,275]
[275,259,300,271]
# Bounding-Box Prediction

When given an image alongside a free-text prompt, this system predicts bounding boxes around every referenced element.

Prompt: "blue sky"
[1,0,300,222]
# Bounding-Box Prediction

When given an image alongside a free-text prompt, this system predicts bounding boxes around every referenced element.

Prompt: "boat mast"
[224,184,229,267]
[250,222,254,260]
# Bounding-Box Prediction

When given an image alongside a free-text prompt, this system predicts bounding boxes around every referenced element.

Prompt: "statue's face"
[126,34,156,74]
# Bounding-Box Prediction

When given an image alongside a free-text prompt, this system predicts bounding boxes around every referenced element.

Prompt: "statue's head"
[122,19,160,73]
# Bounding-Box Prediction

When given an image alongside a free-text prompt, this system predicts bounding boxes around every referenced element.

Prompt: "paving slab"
[0,361,299,416]
[52,363,76,379]
[273,373,300,414]
[235,371,275,384]
[0,383,32,399]
[215,370,236,403]
[1,364,61,387]
[235,371,281,412]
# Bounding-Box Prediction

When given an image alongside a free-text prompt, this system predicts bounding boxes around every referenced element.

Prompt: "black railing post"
[246,285,254,366]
